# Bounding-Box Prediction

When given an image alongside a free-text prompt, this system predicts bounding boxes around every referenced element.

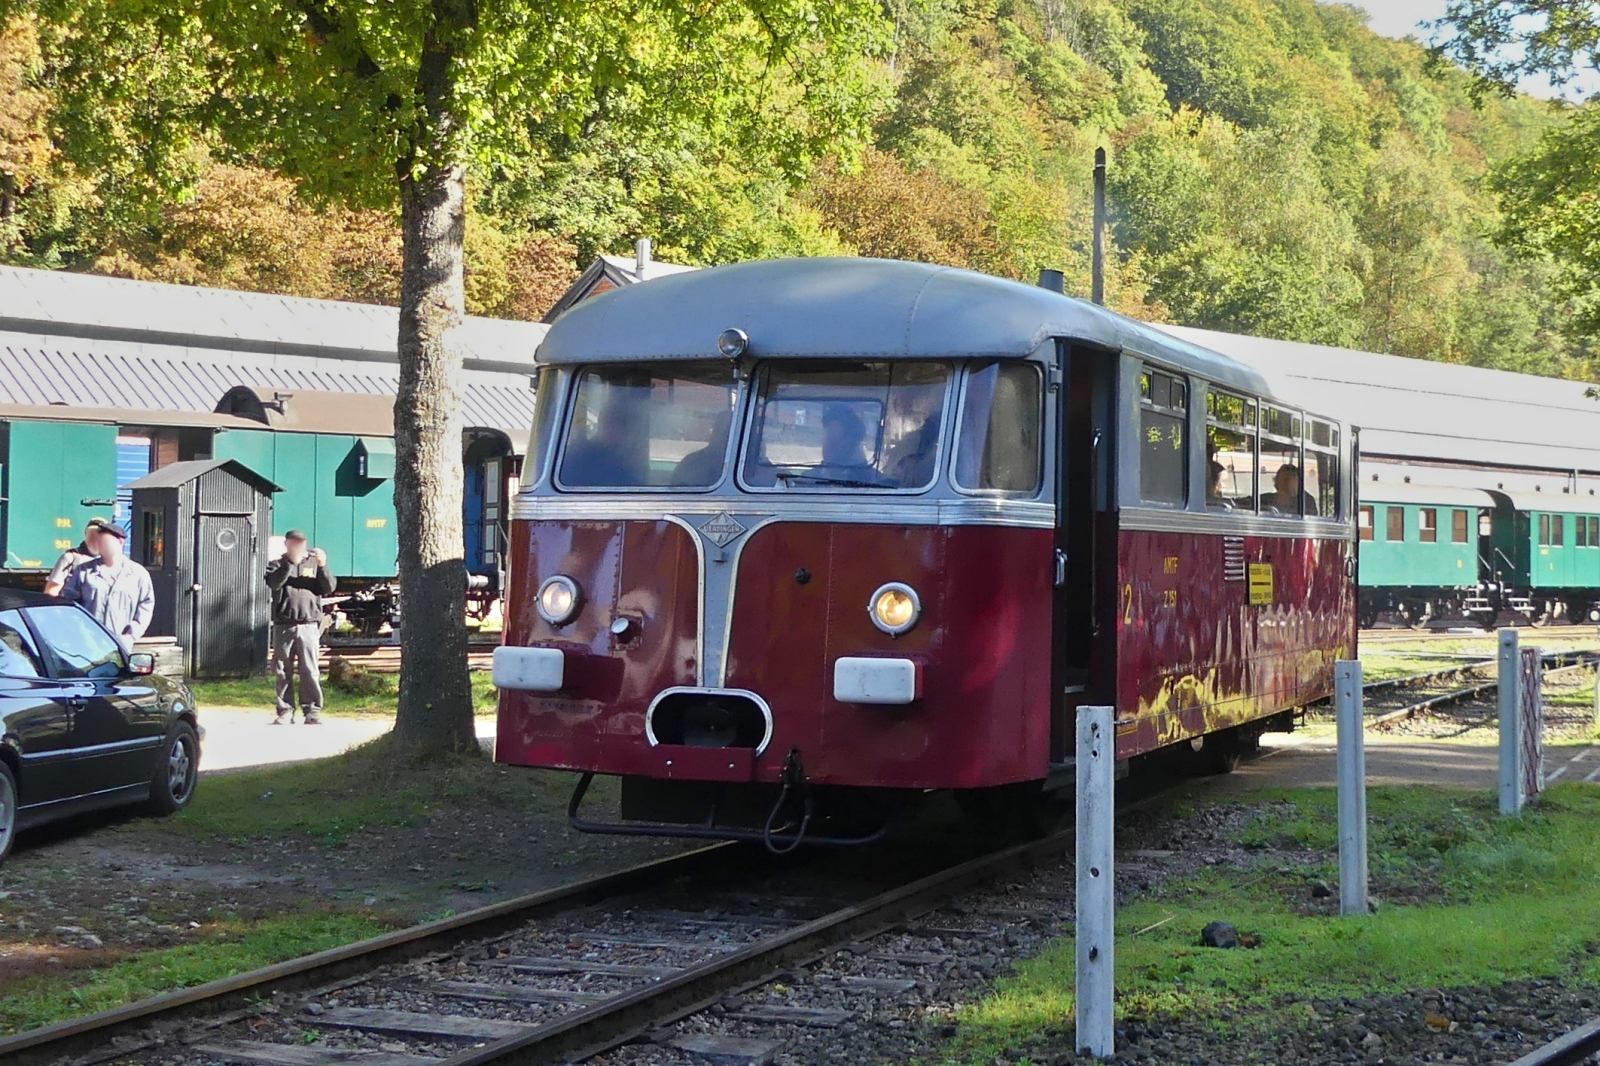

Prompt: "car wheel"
[0,761,16,865]
[148,722,198,815]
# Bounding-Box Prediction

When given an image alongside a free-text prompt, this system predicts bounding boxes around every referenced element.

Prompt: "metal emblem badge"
[699,511,748,548]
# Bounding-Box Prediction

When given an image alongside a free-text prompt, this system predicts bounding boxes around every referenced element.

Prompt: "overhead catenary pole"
[1092,147,1107,306]
[1499,628,1523,816]
[1335,660,1368,916]
[1076,704,1115,1059]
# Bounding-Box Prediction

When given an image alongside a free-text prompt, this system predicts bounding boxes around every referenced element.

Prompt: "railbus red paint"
[494,258,1356,846]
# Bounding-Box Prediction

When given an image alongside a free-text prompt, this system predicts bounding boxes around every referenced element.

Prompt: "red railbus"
[494,258,1356,846]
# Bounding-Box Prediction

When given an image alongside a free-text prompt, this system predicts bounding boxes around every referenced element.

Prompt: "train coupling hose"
[762,746,814,856]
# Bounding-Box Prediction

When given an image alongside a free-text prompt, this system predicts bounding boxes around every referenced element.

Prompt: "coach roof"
[538,257,1270,396]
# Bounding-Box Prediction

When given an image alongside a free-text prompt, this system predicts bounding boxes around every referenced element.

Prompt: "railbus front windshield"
[550,358,1034,494]
[741,361,950,491]
[558,362,738,490]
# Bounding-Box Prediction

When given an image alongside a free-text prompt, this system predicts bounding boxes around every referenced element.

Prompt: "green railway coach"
[1357,485,1489,628]
[0,418,120,569]
[1486,490,1600,624]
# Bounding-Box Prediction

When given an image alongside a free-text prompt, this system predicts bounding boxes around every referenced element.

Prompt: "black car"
[0,589,200,865]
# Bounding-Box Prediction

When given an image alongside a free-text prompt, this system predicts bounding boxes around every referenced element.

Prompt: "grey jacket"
[62,558,156,652]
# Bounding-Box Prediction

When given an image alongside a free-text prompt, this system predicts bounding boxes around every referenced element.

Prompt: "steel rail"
[1367,650,1600,728]
[1505,1017,1600,1066]
[440,826,1084,1066]
[0,843,741,1066]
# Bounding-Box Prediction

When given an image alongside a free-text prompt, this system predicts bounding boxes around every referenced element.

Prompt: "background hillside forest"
[0,0,1593,378]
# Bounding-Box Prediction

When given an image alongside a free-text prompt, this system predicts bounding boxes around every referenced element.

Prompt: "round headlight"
[717,327,749,358]
[869,582,921,636]
[537,575,582,626]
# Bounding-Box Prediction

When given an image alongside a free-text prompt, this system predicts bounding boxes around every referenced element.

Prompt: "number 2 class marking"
[1122,583,1134,624]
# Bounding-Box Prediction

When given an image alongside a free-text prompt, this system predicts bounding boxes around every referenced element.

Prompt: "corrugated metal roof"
[0,334,536,444]
[1156,324,1600,474]
[0,264,544,372]
[125,458,280,493]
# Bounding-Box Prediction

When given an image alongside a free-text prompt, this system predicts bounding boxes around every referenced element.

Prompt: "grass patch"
[0,908,397,1036]
[190,671,498,718]
[1356,653,1486,682]
[948,785,1600,1062]
[174,733,583,844]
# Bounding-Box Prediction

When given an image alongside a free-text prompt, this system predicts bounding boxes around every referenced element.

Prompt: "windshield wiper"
[778,472,890,489]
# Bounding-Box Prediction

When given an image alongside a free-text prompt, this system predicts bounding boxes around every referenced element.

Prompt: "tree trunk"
[392,157,476,752]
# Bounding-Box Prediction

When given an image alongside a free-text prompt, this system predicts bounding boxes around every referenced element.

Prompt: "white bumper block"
[493,646,566,692]
[833,656,920,705]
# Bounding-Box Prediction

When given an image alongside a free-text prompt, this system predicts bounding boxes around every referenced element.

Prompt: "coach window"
[1259,406,1305,516]
[1539,514,1551,546]
[1554,515,1565,545]
[1452,509,1470,544]
[560,362,737,490]
[1138,368,1186,506]
[1359,505,1374,541]
[1419,508,1437,543]
[954,361,1043,494]
[1591,517,1599,546]
[1387,506,1404,542]
[1205,390,1256,511]
[1580,519,1590,548]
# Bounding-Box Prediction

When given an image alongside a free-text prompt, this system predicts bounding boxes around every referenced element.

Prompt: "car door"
[0,608,78,810]
[23,603,165,796]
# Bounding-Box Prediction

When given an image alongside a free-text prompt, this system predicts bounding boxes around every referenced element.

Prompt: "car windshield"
[741,362,950,491]
[558,362,738,490]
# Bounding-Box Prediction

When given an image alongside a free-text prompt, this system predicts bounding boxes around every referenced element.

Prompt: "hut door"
[192,513,256,677]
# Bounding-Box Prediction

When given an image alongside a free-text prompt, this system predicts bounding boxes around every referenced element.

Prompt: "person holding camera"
[264,530,335,725]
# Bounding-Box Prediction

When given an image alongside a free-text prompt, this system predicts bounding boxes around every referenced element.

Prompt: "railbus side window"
[1580,519,1589,548]
[1386,506,1404,542]
[1138,367,1186,506]
[1418,508,1437,543]
[954,361,1043,495]
[1205,389,1256,512]
[1359,505,1374,541]
[1554,515,1565,546]
[1539,514,1551,546]
[1592,517,1599,546]
[1305,419,1338,519]
[1259,406,1305,516]
[1452,509,1469,544]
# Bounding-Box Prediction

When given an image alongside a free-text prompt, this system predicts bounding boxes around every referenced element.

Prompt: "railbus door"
[1052,343,1118,764]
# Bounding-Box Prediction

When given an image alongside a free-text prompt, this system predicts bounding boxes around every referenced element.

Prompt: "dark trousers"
[272,622,323,715]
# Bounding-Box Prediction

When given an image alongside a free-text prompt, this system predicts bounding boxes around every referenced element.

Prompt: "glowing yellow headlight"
[870,583,921,636]
[537,575,581,625]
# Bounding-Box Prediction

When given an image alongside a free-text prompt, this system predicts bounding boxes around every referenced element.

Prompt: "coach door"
[1053,343,1117,761]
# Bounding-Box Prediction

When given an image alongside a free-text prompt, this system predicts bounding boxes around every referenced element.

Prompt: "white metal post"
[1335,660,1368,916]
[1499,628,1522,816]
[1076,704,1115,1059]
[1592,663,1599,733]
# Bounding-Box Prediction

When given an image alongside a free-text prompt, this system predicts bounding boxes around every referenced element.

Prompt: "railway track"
[2,811,1122,1066]
[323,641,497,674]
[1506,1014,1600,1066]
[1361,649,1600,728]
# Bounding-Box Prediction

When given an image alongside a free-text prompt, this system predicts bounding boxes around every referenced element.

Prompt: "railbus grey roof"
[1156,324,1600,474]
[539,257,1275,398]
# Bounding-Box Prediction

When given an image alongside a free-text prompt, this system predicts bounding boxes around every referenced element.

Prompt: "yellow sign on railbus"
[1248,562,1274,605]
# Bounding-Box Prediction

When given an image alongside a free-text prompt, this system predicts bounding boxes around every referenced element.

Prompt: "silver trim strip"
[1120,506,1355,541]
[21,735,164,763]
[510,495,1055,529]
[643,687,775,757]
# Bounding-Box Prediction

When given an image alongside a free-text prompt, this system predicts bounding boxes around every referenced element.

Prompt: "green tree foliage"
[0,0,1593,382]
[1434,0,1600,98]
